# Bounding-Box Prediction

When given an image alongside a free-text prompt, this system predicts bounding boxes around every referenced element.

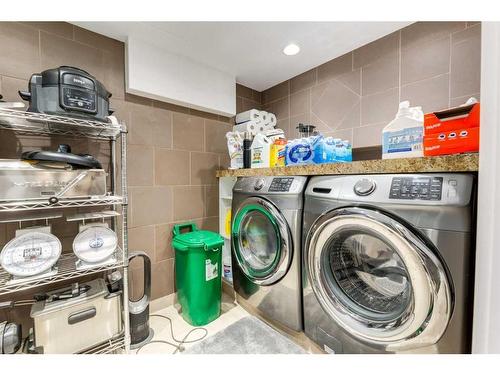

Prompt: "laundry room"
[1,0,499,372]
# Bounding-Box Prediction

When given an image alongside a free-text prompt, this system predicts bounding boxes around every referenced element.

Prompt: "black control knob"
[354,179,376,196]
[254,179,265,191]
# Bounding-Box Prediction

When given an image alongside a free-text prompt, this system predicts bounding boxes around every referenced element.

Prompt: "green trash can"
[172,222,224,326]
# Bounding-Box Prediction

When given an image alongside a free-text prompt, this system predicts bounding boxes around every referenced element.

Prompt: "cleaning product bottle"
[382,101,424,159]
[270,138,286,167]
[251,133,271,168]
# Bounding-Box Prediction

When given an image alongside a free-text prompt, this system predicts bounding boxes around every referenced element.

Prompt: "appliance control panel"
[389,176,443,200]
[269,177,294,192]
[62,87,97,113]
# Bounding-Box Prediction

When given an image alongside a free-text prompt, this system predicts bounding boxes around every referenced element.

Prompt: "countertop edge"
[216,153,479,178]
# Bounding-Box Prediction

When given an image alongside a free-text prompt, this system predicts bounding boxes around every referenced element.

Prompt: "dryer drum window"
[320,228,412,322]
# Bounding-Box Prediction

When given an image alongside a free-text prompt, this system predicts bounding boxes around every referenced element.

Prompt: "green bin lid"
[172,223,224,251]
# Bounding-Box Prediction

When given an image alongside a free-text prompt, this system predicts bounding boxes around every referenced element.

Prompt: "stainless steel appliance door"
[232,197,293,286]
[305,206,452,351]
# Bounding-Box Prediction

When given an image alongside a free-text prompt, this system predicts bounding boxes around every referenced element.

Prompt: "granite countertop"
[216,153,479,178]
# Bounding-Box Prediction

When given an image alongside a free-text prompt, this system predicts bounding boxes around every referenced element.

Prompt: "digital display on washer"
[389,177,443,200]
[269,178,294,192]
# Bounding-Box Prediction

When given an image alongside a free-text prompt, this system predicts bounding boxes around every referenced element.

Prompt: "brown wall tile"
[401,74,450,113]
[311,80,359,129]
[191,152,219,186]
[353,31,399,69]
[155,148,190,185]
[317,52,353,83]
[290,89,311,117]
[353,123,386,148]
[205,120,232,154]
[262,81,289,104]
[401,36,450,85]
[451,25,481,98]
[128,225,155,268]
[361,88,399,126]
[264,96,289,121]
[236,83,253,100]
[361,54,399,95]
[73,25,123,52]
[172,113,204,151]
[129,186,173,227]
[40,31,104,81]
[205,185,219,217]
[155,223,175,262]
[290,68,317,94]
[127,144,154,186]
[401,22,466,48]
[151,259,175,299]
[0,76,28,102]
[0,22,40,79]
[21,21,74,39]
[173,186,205,221]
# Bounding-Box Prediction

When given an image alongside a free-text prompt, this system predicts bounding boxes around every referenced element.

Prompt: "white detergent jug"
[382,101,424,159]
[250,133,271,168]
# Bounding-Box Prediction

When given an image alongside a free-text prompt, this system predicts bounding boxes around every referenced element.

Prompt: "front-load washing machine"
[231,176,307,332]
[303,173,475,353]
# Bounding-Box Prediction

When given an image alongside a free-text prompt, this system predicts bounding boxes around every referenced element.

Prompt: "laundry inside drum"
[322,230,412,321]
[239,211,279,271]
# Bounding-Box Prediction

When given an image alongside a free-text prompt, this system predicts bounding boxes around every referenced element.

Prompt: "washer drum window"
[232,197,292,286]
[305,207,452,351]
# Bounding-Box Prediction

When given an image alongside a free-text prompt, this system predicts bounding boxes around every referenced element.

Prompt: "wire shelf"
[0,248,125,296]
[78,333,126,354]
[0,195,124,212]
[0,108,125,140]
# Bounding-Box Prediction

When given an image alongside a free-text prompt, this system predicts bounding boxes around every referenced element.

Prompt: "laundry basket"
[172,223,224,326]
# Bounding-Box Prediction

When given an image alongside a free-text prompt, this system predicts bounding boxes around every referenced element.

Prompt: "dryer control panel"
[269,177,294,192]
[389,176,443,200]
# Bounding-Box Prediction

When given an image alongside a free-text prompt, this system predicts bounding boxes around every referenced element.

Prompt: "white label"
[205,259,218,281]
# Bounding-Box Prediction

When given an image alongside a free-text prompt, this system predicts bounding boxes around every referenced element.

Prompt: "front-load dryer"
[302,173,475,353]
[231,176,307,332]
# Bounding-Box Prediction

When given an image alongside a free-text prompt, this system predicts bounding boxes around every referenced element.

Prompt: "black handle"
[18,90,31,101]
[68,307,96,325]
[128,252,151,301]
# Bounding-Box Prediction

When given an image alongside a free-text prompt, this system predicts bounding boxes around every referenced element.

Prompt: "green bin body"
[172,223,224,326]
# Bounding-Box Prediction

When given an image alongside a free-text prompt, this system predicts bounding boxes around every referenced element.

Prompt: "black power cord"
[135,314,208,355]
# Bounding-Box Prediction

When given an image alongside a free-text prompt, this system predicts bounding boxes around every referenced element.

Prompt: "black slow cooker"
[19,66,113,122]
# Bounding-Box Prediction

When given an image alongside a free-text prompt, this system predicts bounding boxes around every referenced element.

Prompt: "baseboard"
[150,282,234,313]
[150,293,176,312]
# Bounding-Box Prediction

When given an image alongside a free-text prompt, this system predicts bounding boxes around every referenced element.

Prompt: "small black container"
[243,138,252,168]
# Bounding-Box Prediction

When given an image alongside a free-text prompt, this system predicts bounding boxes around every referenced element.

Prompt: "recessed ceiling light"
[283,43,300,56]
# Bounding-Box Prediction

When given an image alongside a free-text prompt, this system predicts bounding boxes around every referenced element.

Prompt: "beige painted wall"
[262,22,481,148]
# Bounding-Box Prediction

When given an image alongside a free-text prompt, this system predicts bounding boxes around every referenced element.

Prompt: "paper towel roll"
[260,111,269,123]
[267,113,277,128]
[233,120,265,136]
[235,109,261,124]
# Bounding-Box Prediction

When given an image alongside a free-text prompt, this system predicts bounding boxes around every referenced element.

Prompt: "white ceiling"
[74,22,412,92]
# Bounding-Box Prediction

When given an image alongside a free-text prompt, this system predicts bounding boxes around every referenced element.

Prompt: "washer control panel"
[269,177,294,192]
[389,176,443,200]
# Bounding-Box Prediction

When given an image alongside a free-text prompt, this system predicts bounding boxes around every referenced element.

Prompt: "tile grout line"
[448,34,453,107]
[398,30,402,103]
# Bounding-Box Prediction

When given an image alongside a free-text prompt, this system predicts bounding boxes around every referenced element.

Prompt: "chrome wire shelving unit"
[78,332,126,354]
[0,249,125,296]
[0,108,131,354]
[0,108,124,139]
